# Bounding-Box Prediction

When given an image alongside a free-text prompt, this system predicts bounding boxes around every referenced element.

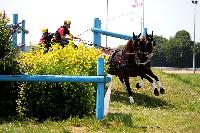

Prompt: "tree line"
[117,30,200,68]
[152,30,200,68]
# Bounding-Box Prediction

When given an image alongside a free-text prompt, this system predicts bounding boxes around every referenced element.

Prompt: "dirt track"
[155,67,200,74]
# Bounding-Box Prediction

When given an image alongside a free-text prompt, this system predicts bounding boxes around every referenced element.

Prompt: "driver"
[54,19,81,47]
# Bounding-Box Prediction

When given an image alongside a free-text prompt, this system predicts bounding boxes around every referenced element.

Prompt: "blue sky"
[1,0,200,48]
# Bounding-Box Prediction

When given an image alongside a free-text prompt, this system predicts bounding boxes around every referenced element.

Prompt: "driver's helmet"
[42,28,48,33]
[64,19,71,25]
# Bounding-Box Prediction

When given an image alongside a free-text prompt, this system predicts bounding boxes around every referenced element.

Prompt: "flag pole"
[142,0,144,32]
[106,0,109,47]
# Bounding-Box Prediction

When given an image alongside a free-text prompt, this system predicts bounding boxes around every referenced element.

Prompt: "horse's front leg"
[123,76,134,104]
[119,76,134,104]
[118,76,127,93]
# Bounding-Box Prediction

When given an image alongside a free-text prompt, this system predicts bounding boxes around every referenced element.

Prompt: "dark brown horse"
[134,33,165,92]
[108,32,165,103]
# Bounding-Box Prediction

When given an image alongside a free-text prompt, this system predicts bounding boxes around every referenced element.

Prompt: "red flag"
[132,0,143,8]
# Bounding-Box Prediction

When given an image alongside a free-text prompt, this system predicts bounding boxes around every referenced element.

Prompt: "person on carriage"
[39,28,54,53]
[54,19,81,48]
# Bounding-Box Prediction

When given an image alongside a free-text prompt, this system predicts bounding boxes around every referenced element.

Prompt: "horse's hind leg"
[136,77,144,89]
[145,68,165,94]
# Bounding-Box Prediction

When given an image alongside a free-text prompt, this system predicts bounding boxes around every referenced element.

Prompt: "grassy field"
[0,69,200,133]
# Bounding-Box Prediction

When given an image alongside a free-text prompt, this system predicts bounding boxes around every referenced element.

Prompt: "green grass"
[0,69,200,133]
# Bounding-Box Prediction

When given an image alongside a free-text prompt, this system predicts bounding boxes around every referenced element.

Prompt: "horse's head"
[124,32,141,53]
[122,32,141,62]
[146,31,156,46]
[134,31,156,62]
[138,31,155,54]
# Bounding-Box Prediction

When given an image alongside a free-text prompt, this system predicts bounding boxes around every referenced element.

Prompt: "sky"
[0,0,200,48]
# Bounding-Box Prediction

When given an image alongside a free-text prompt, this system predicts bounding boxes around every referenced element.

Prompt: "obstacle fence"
[7,14,29,51]
[91,17,148,47]
[0,17,148,120]
[0,57,111,120]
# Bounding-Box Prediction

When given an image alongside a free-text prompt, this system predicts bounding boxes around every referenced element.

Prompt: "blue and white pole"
[21,20,26,51]
[93,18,101,47]
[96,57,105,120]
[12,14,18,49]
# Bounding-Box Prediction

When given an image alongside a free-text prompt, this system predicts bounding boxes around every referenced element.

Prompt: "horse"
[107,32,165,103]
[134,32,165,93]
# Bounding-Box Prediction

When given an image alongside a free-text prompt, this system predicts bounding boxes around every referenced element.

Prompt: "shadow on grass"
[111,90,174,109]
[0,116,23,124]
[105,112,133,127]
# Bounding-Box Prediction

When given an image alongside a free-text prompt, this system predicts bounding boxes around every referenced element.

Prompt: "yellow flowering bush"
[18,43,109,120]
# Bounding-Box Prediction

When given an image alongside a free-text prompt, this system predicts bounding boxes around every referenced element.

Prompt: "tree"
[151,35,168,66]
[0,12,21,118]
[195,42,200,67]
[163,30,192,67]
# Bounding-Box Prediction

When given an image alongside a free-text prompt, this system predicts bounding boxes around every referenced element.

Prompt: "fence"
[11,14,28,51]
[0,57,111,120]
[91,17,148,47]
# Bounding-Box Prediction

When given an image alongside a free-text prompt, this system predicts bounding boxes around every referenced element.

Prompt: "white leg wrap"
[122,83,127,92]
[157,81,163,88]
[138,79,144,87]
[151,83,157,90]
[129,96,134,104]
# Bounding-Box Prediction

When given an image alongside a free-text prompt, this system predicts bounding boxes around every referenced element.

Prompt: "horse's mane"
[123,39,135,53]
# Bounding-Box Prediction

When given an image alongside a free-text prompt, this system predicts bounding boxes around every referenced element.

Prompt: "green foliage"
[18,44,107,120]
[164,30,193,67]
[0,12,22,118]
[152,30,197,67]
[152,35,168,66]
[175,30,191,47]
[196,42,200,67]
[0,14,11,59]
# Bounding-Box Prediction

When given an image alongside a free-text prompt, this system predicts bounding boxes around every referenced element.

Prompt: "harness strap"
[137,59,150,65]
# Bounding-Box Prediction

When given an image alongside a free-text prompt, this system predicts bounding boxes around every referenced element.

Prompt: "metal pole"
[192,0,198,74]
[105,0,109,47]
[142,0,144,30]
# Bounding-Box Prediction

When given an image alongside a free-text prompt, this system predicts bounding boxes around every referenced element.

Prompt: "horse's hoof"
[160,88,165,94]
[136,83,142,89]
[129,96,134,104]
[154,88,159,96]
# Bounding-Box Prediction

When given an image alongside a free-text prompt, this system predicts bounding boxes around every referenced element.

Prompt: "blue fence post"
[96,57,104,120]
[93,18,101,47]
[142,28,148,37]
[12,14,18,49]
[21,20,25,51]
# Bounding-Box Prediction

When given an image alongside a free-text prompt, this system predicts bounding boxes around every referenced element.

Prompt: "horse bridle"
[127,33,154,65]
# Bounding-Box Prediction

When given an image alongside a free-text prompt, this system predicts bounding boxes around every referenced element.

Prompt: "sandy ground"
[155,67,200,74]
